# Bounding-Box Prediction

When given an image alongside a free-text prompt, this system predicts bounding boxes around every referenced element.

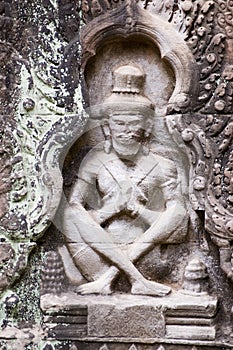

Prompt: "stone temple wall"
[0,0,233,349]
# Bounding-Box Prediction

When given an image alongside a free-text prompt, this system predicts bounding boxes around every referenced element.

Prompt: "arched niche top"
[84,35,176,117]
[81,1,199,113]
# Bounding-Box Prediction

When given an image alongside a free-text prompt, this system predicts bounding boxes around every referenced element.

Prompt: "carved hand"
[127,199,144,217]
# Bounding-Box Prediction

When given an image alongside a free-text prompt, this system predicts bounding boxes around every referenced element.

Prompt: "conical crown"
[101,64,154,116]
[112,65,145,94]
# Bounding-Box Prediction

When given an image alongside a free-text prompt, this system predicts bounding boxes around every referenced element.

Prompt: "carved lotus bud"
[182,257,208,294]
[177,93,190,107]
[225,220,233,233]
[193,176,206,190]
[23,98,35,111]
[181,128,194,142]
[181,0,193,12]
[214,100,226,111]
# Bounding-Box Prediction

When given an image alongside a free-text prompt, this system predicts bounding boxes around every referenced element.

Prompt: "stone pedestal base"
[41,291,218,343]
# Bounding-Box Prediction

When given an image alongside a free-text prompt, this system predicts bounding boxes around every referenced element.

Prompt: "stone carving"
[205,116,233,241]
[99,345,109,350]
[70,345,78,350]
[166,115,209,212]
[0,117,12,220]
[144,0,213,40]
[147,0,228,114]
[180,0,233,114]
[43,302,88,339]
[81,0,198,115]
[63,64,188,296]
[0,0,86,296]
[204,115,233,282]
[82,0,129,23]
[0,240,35,295]
[82,0,233,114]
[168,111,233,285]
[157,346,165,350]
[41,251,65,296]
[182,257,208,295]
[128,345,138,350]
[88,301,165,338]
[1,0,233,348]
[43,344,55,350]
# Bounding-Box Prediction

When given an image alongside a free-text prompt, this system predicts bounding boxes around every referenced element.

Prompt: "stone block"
[88,303,165,338]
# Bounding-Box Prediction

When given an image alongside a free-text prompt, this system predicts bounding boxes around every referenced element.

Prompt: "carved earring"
[142,144,149,155]
[104,138,112,154]
[101,119,112,154]
[142,139,150,155]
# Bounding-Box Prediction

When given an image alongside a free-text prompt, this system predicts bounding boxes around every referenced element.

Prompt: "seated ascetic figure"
[63,64,188,296]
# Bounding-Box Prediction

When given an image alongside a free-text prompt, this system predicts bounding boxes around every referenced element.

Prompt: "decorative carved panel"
[0,0,233,349]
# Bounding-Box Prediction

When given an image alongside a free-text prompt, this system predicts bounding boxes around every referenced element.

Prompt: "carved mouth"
[118,135,137,140]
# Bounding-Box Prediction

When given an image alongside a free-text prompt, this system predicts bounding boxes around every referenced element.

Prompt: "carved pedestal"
[41,292,218,346]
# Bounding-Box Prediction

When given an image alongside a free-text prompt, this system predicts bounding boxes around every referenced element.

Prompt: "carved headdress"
[101,64,154,117]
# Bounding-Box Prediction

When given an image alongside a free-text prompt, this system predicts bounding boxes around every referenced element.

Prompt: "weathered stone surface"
[41,291,218,342]
[88,303,165,338]
[1,0,233,349]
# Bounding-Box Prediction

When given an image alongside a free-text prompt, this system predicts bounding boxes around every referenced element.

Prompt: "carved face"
[109,113,145,143]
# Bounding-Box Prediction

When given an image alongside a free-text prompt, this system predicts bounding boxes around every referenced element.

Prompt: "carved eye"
[130,121,140,126]
[115,121,125,126]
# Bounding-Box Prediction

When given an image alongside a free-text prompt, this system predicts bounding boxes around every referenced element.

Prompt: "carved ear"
[101,118,112,154]
[144,116,154,138]
[101,118,111,138]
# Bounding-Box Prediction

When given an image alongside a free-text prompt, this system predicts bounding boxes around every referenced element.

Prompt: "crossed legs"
[64,203,173,296]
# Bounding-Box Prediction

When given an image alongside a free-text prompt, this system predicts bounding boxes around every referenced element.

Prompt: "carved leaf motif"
[157,346,166,350]
[43,344,55,350]
[167,115,207,211]
[205,116,233,248]
[82,0,128,23]
[99,345,110,350]
[70,344,78,350]
[128,345,138,350]
[196,1,233,113]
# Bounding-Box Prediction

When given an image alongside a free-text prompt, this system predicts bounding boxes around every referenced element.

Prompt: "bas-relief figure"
[63,64,188,296]
[1,0,233,348]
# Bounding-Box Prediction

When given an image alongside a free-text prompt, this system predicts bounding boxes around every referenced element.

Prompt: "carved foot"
[77,279,112,295]
[131,279,171,297]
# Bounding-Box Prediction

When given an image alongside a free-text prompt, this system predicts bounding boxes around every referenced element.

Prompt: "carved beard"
[102,119,150,157]
[104,131,150,157]
[111,135,142,158]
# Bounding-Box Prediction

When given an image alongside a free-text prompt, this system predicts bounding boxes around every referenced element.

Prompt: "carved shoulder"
[148,152,178,182]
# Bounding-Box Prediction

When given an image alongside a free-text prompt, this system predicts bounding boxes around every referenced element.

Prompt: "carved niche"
[38,1,230,348]
[1,0,233,349]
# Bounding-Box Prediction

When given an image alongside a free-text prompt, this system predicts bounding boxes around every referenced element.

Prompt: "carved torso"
[70,147,179,245]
